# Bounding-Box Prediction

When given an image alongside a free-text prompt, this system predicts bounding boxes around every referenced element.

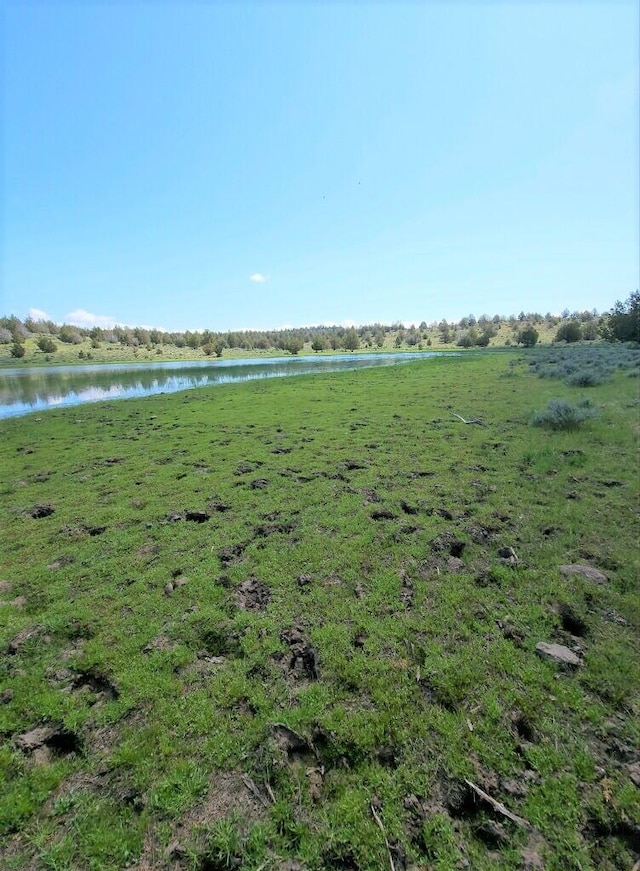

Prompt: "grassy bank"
[1,347,638,870]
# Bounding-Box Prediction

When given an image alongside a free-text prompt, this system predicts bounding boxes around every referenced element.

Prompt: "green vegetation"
[1,345,638,870]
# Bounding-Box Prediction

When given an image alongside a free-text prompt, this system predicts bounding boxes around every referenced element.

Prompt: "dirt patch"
[342,459,367,471]
[249,478,270,489]
[185,510,210,523]
[218,542,248,565]
[72,669,119,703]
[236,578,270,611]
[165,772,267,869]
[27,503,54,518]
[466,524,496,544]
[208,500,231,513]
[399,500,419,515]
[430,532,465,558]
[555,602,588,637]
[234,461,263,475]
[371,508,397,520]
[361,487,382,503]
[253,521,295,538]
[281,625,319,680]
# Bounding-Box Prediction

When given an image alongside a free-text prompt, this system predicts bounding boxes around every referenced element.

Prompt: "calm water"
[0,352,445,419]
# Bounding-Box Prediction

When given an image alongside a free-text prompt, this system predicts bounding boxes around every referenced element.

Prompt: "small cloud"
[250,273,268,283]
[27,307,51,322]
[64,309,117,329]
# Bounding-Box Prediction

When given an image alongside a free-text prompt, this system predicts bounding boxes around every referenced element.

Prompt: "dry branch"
[451,412,485,426]
[464,779,534,830]
[370,803,396,871]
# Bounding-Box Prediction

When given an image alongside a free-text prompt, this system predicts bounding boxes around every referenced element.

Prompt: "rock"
[16,726,57,751]
[627,761,640,788]
[33,746,53,765]
[559,564,608,584]
[475,820,509,847]
[173,577,188,588]
[535,642,581,668]
[0,688,14,704]
[163,582,174,596]
[521,836,545,870]
[498,546,518,560]
[47,556,75,569]
[8,625,42,653]
[446,557,465,572]
[296,573,313,587]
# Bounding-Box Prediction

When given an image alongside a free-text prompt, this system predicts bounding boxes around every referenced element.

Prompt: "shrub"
[555,321,582,343]
[531,399,596,430]
[565,370,606,387]
[10,342,25,358]
[37,337,57,353]
[517,326,539,347]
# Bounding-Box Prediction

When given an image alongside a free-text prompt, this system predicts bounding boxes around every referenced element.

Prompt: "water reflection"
[0,353,443,419]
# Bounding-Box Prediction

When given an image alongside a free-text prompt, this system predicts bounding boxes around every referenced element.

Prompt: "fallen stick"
[370,803,396,871]
[464,779,533,830]
[452,413,485,426]
[241,774,271,808]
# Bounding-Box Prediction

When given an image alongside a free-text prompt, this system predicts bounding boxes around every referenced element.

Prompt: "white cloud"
[27,307,51,322]
[64,309,117,329]
[250,273,268,283]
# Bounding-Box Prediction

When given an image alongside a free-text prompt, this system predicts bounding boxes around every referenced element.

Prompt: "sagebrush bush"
[531,399,597,430]
[566,370,607,387]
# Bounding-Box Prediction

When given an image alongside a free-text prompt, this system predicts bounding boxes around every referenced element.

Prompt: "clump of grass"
[531,399,597,430]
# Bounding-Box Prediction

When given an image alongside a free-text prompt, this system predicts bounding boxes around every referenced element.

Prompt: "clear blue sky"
[2,1,638,331]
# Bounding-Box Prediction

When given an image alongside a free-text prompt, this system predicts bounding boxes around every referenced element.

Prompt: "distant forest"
[1,293,638,358]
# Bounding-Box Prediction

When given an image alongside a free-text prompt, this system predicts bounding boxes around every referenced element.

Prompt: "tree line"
[1,294,638,358]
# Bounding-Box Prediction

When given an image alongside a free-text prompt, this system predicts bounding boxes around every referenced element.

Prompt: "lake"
[0,352,447,419]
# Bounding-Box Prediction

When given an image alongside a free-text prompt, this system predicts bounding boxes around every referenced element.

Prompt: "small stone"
[173,577,188,587]
[535,641,581,667]
[163,582,174,596]
[446,557,465,572]
[559,564,608,584]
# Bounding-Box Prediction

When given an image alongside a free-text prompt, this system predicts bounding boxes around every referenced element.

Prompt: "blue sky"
[2,1,638,331]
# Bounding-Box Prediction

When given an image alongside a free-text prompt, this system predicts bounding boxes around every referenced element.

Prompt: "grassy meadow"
[1,346,638,870]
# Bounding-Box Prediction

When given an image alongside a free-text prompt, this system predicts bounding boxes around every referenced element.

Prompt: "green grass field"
[1,346,638,870]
